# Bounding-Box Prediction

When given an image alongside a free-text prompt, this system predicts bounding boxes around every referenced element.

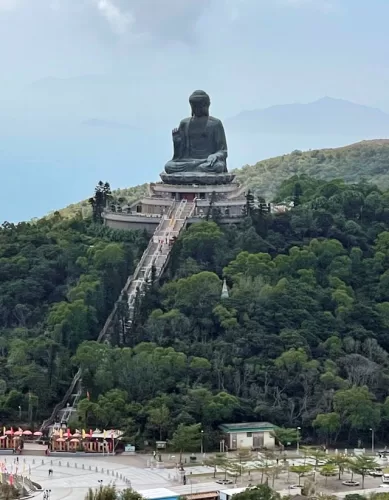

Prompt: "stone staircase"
[40,200,195,432]
[126,199,195,322]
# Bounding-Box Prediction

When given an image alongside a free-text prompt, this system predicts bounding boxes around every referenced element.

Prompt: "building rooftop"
[219,422,276,432]
[219,487,249,496]
[139,488,178,499]
[185,493,218,500]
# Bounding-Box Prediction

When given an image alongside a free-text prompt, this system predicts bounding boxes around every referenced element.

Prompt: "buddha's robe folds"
[164,115,228,174]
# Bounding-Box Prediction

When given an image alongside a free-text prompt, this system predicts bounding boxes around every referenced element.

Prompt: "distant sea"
[1,130,373,223]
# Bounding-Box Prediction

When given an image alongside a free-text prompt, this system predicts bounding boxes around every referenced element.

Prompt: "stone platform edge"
[160,172,235,185]
[49,451,116,457]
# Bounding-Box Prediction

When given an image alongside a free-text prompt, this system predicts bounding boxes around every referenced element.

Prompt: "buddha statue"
[161,90,233,185]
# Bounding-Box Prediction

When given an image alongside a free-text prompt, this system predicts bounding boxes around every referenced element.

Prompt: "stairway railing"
[40,200,194,431]
[40,368,82,431]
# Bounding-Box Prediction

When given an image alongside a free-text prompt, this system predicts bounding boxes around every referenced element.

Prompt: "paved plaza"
[10,452,389,499]
[6,455,223,500]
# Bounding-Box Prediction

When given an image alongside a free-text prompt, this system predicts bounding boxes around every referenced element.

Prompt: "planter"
[342,480,360,487]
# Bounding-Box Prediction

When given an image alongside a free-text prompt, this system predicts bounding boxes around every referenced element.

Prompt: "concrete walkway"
[9,455,171,500]
[13,453,244,500]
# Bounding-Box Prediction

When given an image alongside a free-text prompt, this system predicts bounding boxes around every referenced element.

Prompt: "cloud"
[90,0,212,42]
[92,0,133,35]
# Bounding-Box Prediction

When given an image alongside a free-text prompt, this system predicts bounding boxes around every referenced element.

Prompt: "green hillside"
[235,139,389,201]
[7,139,389,448]
[74,178,389,448]
[58,183,149,219]
[58,140,389,218]
[0,215,148,421]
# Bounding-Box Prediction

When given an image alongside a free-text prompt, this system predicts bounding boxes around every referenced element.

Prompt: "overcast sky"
[1,0,389,221]
[1,0,389,116]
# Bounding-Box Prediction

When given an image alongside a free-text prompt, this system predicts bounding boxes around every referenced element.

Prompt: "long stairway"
[40,199,195,432]
[126,199,194,319]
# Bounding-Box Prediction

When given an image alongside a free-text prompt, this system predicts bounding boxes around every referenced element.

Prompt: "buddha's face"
[190,98,210,117]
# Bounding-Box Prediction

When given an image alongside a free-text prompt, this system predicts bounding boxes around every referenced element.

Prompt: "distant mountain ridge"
[227,97,389,136]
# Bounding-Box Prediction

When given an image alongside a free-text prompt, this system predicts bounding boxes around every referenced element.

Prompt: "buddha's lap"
[165,159,225,174]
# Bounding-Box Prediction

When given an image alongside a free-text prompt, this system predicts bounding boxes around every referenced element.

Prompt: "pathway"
[13,454,225,500]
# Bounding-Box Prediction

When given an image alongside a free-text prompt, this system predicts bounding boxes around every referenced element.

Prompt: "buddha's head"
[189,90,210,117]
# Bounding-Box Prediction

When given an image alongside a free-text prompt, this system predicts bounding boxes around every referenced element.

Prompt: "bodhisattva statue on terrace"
[162,90,231,184]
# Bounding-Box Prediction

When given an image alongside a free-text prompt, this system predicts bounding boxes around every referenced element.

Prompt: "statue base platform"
[160,171,235,185]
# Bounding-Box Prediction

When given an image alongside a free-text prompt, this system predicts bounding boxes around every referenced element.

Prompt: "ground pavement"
[12,455,225,500]
[13,451,389,500]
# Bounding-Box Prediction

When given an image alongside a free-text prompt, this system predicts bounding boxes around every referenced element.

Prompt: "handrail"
[40,202,183,431]
[129,206,173,283]
[40,368,82,431]
[155,201,195,277]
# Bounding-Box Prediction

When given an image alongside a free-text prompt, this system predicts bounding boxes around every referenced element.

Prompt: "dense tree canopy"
[0,212,147,423]
[5,174,389,452]
[61,177,389,450]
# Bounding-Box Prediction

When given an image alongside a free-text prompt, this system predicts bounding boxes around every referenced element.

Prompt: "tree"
[313,413,341,445]
[170,423,201,463]
[301,447,326,470]
[206,191,217,221]
[344,495,366,500]
[293,182,303,206]
[244,190,256,217]
[89,181,112,224]
[333,387,381,431]
[349,455,379,489]
[233,484,281,500]
[147,404,170,441]
[328,455,351,480]
[271,427,299,447]
[289,464,313,486]
[205,455,230,479]
[85,486,144,499]
[0,483,20,499]
[320,463,337,486]
[181,221,223,265]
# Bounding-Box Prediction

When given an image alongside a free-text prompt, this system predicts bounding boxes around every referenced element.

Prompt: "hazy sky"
[1,0,389,113]
[1,0,389,221]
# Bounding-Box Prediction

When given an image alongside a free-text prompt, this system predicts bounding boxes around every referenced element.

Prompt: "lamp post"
[98,479,103,489]
[201,430,204,455]
[18,406,21,420]
[370,428,375,454]
[296,427,301,455]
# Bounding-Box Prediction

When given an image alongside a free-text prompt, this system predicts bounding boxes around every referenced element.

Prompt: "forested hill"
[58,184,149,219]
[0,215,148,422]
[5,174,389,450]
[235,139,389,201]
[75,177,389,449]
[57,139,389,219]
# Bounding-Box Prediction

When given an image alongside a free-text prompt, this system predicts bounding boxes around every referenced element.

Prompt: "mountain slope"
[58,183,149,218]
[235,139,389,201]
[58,138,389,218]
[227,97,389,136]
